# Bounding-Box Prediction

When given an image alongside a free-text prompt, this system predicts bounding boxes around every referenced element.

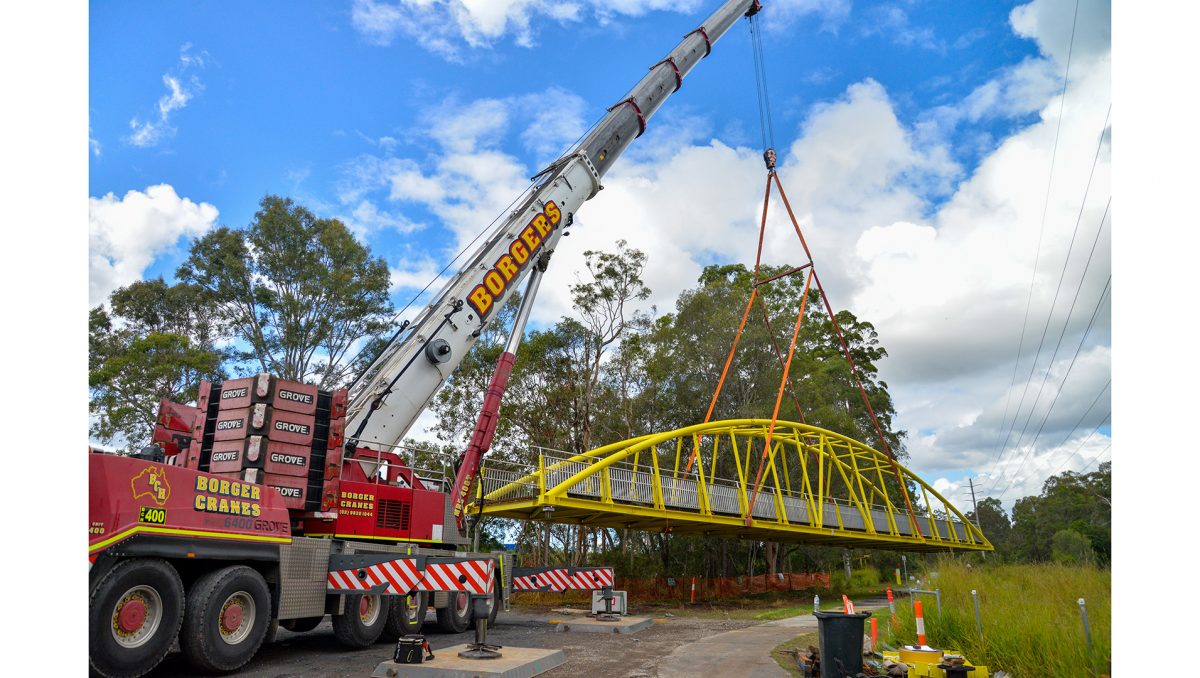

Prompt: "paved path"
[654,600,887,678]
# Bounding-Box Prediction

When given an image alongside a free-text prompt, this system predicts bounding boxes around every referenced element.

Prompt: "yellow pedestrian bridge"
[472,420,991,552]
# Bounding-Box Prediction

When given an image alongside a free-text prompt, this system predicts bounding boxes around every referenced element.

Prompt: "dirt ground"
[148,606,761,678]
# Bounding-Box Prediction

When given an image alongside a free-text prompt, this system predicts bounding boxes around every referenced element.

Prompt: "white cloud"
[338,0,1110,507]
[89,184,219,306]
[350,0,848,57]
[337,89,588,261]
[126,45,206,148]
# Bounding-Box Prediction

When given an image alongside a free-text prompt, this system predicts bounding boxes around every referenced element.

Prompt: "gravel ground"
[148,608,759,678]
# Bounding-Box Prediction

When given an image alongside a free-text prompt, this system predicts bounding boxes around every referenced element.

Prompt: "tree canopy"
[177,195,394,389]
[90,195,395,447]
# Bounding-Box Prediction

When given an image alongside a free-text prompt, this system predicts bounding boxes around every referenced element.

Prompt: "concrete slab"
[554,616,653,634]
[370,645,566,678]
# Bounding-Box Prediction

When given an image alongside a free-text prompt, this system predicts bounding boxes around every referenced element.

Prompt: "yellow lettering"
[196,477,208,492]
[251,486,261,501]
[495,254,518,281]
[218,498,229,513]
[510,240,529,265]
[484,270,505,296]
[195,495,205,510]
[218,479,230,496]
[520,225,541,252]
[545,201,561,225]
[531,213,551,237]
[468,285,494,317]
[251,503,261,517]
[206,496,218,511]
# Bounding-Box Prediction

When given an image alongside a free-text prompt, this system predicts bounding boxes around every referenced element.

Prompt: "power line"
[988,0,1083,469]
[982,274,1110,497]
[1048,412,1111,478]
[989,379,1110,501]
[1006,189,1110,460]
[992,104,1110,480]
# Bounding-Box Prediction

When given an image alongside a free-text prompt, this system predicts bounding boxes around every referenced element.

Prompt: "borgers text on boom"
[466,200,562,319]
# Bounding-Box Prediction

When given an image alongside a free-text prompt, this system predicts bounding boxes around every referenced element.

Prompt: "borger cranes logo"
[131,466,172,507]
[466,200,562,319]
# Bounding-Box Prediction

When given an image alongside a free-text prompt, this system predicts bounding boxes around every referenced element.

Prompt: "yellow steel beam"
[473,419,992,553]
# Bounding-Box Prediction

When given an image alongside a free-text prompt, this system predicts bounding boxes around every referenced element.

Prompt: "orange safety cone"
[914,600,927,647]
[842,594,855,614]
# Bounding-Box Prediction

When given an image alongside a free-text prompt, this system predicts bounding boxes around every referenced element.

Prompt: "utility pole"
[968,478,980,529]
[968,477,986,560]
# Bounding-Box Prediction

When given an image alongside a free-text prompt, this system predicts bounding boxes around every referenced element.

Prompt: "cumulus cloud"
[342,0,1110,501]
[350,0,848,58]
[126,44,206,148]
[336,89,588,260]
[89,185,219,306]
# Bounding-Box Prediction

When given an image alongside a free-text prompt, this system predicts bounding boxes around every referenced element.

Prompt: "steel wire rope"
[1078,442,1111,474]
[341,108,608,385]
[748,15,770,152]
[748,13,777,150]
[1047,411,1111,479]
[988,0,1083,467]
[989,101,1108,481]
[1004,192,1110,467]
[984,274,1111,498]
[990,378,1109,501]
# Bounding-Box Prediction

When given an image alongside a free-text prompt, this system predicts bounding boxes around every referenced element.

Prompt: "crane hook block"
[763,148,777,171]
[425,338,452,364]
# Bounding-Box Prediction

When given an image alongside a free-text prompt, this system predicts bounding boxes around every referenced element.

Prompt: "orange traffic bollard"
[871,617,878,649]
[914,600,927,646]
[690,576,696,604]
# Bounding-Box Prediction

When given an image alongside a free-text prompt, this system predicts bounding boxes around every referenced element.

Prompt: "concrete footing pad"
[371,645,566,678]
[555,616,652,634]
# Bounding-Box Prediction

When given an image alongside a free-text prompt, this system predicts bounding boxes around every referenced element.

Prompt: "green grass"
[770,632,818,677]
[753,604,814,620]
[883,559,1110,676]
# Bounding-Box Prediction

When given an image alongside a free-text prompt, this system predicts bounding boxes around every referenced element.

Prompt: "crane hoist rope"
[678,12,927,538]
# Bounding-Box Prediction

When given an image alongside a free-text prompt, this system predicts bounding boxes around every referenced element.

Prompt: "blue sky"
[89,0,1112,509]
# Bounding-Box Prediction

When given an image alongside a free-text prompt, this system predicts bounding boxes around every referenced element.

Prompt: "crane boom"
[346,0,761,453]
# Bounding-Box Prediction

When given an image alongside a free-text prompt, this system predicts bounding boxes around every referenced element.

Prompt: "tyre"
[89,558,185,678]
[383,591,427,641]
[332,594,387,648]
[468,585,501,630]
[263,618,279,645]
[435,591,471,634]
[179,565,272,673]
[280,616,323,633]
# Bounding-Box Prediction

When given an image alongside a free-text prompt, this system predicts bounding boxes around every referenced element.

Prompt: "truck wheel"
[383,591,427,640]
[435,591,471,633]
[332,594,387,647]
[179,565,271,673]
[89,558,184,678]
[469,585,502,629]
[280,616,323,633]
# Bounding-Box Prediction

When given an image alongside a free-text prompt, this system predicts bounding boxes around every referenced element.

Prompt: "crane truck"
[88,1,763,676]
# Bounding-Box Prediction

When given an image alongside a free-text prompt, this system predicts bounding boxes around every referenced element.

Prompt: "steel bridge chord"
[474,420,991,552]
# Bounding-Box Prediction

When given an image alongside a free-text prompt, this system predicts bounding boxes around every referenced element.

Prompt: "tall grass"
[883,559,1110,676]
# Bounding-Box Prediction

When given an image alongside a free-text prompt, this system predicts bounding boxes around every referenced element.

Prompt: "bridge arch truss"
[474,419,991,552]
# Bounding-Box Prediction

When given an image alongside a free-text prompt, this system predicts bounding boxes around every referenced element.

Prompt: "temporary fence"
[516,572,830,604]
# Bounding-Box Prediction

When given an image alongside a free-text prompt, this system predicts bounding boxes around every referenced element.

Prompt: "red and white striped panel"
[327,558,494,596]
[513,567,614,592]
[417,560,494,595]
